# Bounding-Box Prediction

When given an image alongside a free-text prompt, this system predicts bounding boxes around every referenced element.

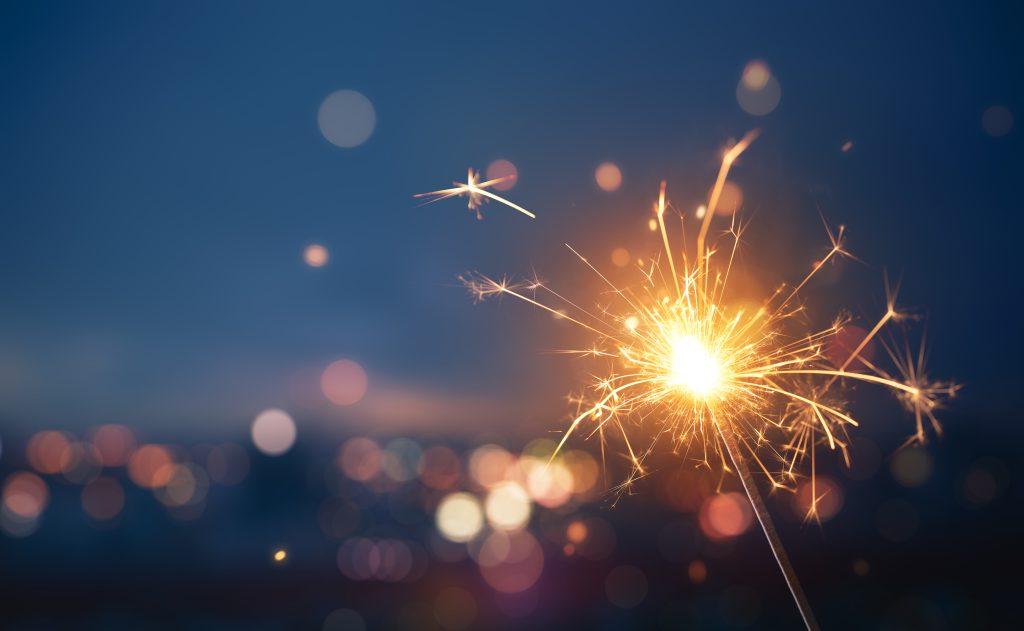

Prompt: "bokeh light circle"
[605,565,649,608]
[479,530,544,593]
[828,324,877,366]
[793,475,845,522]
[382,438,422,482]
[206,442,250,485]
[127,444,175,488]
[485,481,531,530]
[959,458,1006,508]
[418,446,461,490]
[688,559,708,583]
[318,90,376,148]
[90,424,136,467]
[3,471,49,519]
[27,430,75,474]
[321,359,368,406]
[304,244,329,267]
[485,159,518,191]
[736,61,781,116]
[435,492,484,543]
[250,409,297,456]
[595,162,622,192]
[524,460,573,508]
[60,442,103,485]
[81,476,125,520]
[890,447,933,487]
[982,105,1013,137]
[741,60,771,90]
[469,444,514,489]
[699,492,753,539]
[714,181,744,216]
[338,437,382,481]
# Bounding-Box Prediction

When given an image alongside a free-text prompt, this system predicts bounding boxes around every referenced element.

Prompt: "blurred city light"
[250,409,297,456]
[468,444,514,489]
[436,492,484,543]
[81,476,125,521]
[127,444,175,488]
[418,445,461,490]
[90,424,136,467]
[478,530,544,593]
[321,359,369,406]
[485,481,532,530]
[3,471,49,520]
[338,437,383,481]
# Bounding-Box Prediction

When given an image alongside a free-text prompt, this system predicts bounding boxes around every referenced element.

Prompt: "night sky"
[2,2,1019,437]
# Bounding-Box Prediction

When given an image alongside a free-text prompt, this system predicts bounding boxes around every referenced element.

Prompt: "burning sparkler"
[420,132,956,630]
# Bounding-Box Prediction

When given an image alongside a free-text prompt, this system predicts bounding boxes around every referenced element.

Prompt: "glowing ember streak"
[439,131,957,630]
[415,168,536,219]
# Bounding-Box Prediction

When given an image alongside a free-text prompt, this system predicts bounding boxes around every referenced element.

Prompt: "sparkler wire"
[718,421,820,630]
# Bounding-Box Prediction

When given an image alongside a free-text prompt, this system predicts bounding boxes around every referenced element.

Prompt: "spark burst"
[414,168,535,219]
[421,131,957,630]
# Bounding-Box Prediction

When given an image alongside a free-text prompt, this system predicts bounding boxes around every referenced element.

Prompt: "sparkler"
[420,132,956,629]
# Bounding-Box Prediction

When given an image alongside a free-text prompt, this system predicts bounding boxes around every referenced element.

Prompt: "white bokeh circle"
[251,408,297,456]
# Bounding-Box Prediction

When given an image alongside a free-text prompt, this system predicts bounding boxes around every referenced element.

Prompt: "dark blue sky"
[1,1,1020,439]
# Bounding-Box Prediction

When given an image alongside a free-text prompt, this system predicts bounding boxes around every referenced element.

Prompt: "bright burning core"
[669,334,723,398]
